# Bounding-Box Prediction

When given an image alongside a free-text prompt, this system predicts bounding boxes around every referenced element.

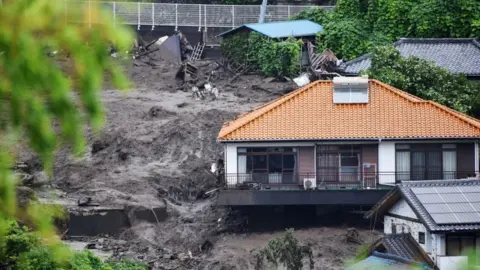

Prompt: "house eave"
[218,137,480,143]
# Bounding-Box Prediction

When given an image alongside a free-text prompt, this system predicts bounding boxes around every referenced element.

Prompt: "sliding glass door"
[396,144,457,182]
[237,147,297,184]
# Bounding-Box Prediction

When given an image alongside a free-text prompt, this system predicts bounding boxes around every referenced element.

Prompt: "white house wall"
[389,199,417,219]
[384,215,432,257]
[378,141,396,184]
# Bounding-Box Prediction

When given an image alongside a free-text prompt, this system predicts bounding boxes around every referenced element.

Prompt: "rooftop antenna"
[258,0,267,23]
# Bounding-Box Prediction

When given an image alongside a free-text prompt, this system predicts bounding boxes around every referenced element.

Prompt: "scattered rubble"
[15,34,370,269]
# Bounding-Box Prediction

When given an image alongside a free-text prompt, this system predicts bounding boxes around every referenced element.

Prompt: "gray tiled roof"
[367,179,480,232]
[341,38,480,77]
[380,234,429,262]
[400,179,480,231]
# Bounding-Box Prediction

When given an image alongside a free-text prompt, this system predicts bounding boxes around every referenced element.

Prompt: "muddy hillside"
[16,45,378,269]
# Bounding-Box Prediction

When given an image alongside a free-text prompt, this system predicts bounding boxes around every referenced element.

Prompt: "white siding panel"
[378,141,396,184]
[388,199,418,219]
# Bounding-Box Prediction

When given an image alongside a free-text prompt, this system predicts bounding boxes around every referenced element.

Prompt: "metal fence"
[62,1,333,29]
[223,171,476,190]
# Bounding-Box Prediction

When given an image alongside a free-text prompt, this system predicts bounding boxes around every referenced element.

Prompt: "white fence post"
[151,2,154,30]
[175,4,178,31]
[203,4,207,32]
[198,4,202,31]
[232,5,235,29]
[137,2,140,30]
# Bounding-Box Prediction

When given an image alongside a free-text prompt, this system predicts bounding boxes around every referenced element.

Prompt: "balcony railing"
[223,171,475,190]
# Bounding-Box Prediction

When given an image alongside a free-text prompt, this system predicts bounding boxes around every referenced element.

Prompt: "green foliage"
[0,220,146,270]
[293,7,332,25]
[221,32,302,77]
[70,250,109,270]
[106,259,148,270]
[252,229,314,270]
[0,0,137,269]
[316,18,390,59]
[408,0,480,38]
[366,0,414,40]
[293,0,479,59]
[367,46,480,115]
[0,220,40,268]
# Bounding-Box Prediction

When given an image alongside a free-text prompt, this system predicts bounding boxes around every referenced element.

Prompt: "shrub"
[221,32,302,77]
[252,229,313,270]
[0,220,40,268]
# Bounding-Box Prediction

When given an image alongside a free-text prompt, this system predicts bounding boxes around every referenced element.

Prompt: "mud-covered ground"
[18,53,379,269]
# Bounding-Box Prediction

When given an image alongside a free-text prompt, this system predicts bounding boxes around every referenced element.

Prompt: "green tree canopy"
[366,46,480,116]
[294,0,480,59]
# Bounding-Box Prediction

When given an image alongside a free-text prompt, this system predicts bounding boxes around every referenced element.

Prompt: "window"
[317,145,360,182]
[446,234,475,257]
[237,147,297,184]
[395,144,457,182]
[340,153,359,182]
[418,232,425,244]
[333,77,369,104]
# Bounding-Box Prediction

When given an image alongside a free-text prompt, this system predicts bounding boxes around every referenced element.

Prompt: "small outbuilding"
[216,19,323,40]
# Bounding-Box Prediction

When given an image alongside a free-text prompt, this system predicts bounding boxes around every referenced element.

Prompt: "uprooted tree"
[0,0,146,268]
[252,229,314,270]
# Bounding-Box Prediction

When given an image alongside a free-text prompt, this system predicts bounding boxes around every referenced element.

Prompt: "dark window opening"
[418,232,425,244]
[446,234,476,264]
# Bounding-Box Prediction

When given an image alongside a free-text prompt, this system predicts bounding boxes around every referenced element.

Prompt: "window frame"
[395,144,457,182]
[446,234,476,259]
[237,147,298,176]
[418,232,425,244]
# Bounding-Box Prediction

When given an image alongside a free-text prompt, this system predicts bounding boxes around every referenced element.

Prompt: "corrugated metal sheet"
[217,19,323,38]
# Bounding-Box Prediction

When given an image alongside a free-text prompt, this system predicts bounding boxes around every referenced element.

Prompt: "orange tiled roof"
[218,79,480,141]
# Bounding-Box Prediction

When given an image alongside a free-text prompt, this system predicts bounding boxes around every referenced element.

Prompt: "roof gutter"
[218,137,480,143]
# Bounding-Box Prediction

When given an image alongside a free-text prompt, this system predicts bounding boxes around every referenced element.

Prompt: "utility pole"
[258,0,267,23]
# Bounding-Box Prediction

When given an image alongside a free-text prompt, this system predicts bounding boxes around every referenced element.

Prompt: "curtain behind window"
[443,151,457,179]
[396,151,410,181]
[237,148,247,183]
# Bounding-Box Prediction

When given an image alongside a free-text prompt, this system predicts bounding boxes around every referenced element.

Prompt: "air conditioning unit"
[303,178,316,190]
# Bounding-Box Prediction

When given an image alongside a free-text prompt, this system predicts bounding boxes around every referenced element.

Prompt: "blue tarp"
[346,251,433,270]
[216,20,323,39]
